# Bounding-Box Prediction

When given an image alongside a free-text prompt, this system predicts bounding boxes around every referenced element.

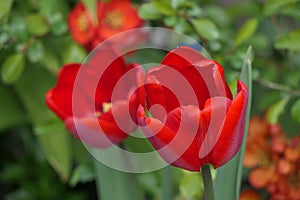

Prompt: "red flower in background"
[68,2,97,46]
[97,0,144,40]
[243,116,300,199]
[137,47,248,171]
[68,0,144,51]
[46,47,144,148]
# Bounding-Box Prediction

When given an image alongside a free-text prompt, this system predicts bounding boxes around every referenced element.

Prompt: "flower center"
[102,102,112,113]
[78,14,89,32]
[95,102,112,117]
[104,10,124,29]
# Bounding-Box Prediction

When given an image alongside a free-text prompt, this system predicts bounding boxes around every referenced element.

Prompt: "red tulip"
[137,46,248,171]
[46,47,144,148]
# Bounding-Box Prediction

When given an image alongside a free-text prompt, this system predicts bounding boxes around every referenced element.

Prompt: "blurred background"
[0,0,300,199]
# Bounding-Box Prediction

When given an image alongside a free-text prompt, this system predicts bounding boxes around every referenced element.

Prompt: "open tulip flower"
[46,47,144,148]
[137,46,248,171]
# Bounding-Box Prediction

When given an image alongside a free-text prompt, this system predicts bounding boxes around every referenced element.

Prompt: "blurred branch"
[256,78,300,96]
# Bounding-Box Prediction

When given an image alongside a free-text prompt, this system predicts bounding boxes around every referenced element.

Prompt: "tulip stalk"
[201,165,215,200]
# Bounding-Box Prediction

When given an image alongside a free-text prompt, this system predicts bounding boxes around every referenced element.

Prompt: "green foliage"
[25,14,50,37]
[235,18,258,47]
[191,19,219,40]
[138,3,162,20]
[179,172,203,199]
[291,99,300,123]
[215,46,252,200]
[0,0,13,23]
[275,30,300,51]
[1,0,300,199]
[1,53,25,84]
[263,0,300,16]
[267,96,291,124]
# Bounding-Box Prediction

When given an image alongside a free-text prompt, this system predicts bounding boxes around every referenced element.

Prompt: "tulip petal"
[65,100,133,148]
[138,105,201,171]
[46,64,80,120]
[146,47,233,111]
[211,80,248,168]
[161,46,207,70]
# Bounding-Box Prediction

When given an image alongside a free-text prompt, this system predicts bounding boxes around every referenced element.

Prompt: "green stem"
[201,165,215,200]
[161,166,173,200]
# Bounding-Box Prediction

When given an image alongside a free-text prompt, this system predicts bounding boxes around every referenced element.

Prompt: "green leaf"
[263,0,299,16]
[170,0,186,9]
[179,172,203,199]
[215,46,252,200]
[0,0,14,22]
[35,121,72,182]
[138,3,162,20]
[1,53,25,84]
[291,99,300,123]
[13,64,56,125]
[40,49,60,74]
[161,166,174,200]
[205,6,230,28]
[25,14,50,37]
[235,18,258,47]
[0,84,26,131]
[152,0,175,15]
[191,19,219,40]
[48,13,68,36]
[281,6,300,20]
[94,159,145,200]
[267,97,290,124]
[173,18,193,33]
[27,40,45,63]
[275,30,300,51]
[69,164,94,187]
[62,43,87,64]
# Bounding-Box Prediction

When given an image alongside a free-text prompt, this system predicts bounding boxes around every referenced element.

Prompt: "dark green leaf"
[191,19,219,40]
[173,18,193,33]
[40,49,60,74]
[275,30,300,51]
[227,2,261,19]
[0,84,26,131]
[291,99,300,124]
[35,121,72,182]
[235,18,258,47]
[1,53,25,84]
[0,0,14,22]
[13,64,56,125]
[215,46,252,200]
[281,6,300,20]
[138,3,162,20]
[48,13,68,36]
[25,14,49,37]
[27,40,45,63]
[263,0,299,16]
[205,6,230,28]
